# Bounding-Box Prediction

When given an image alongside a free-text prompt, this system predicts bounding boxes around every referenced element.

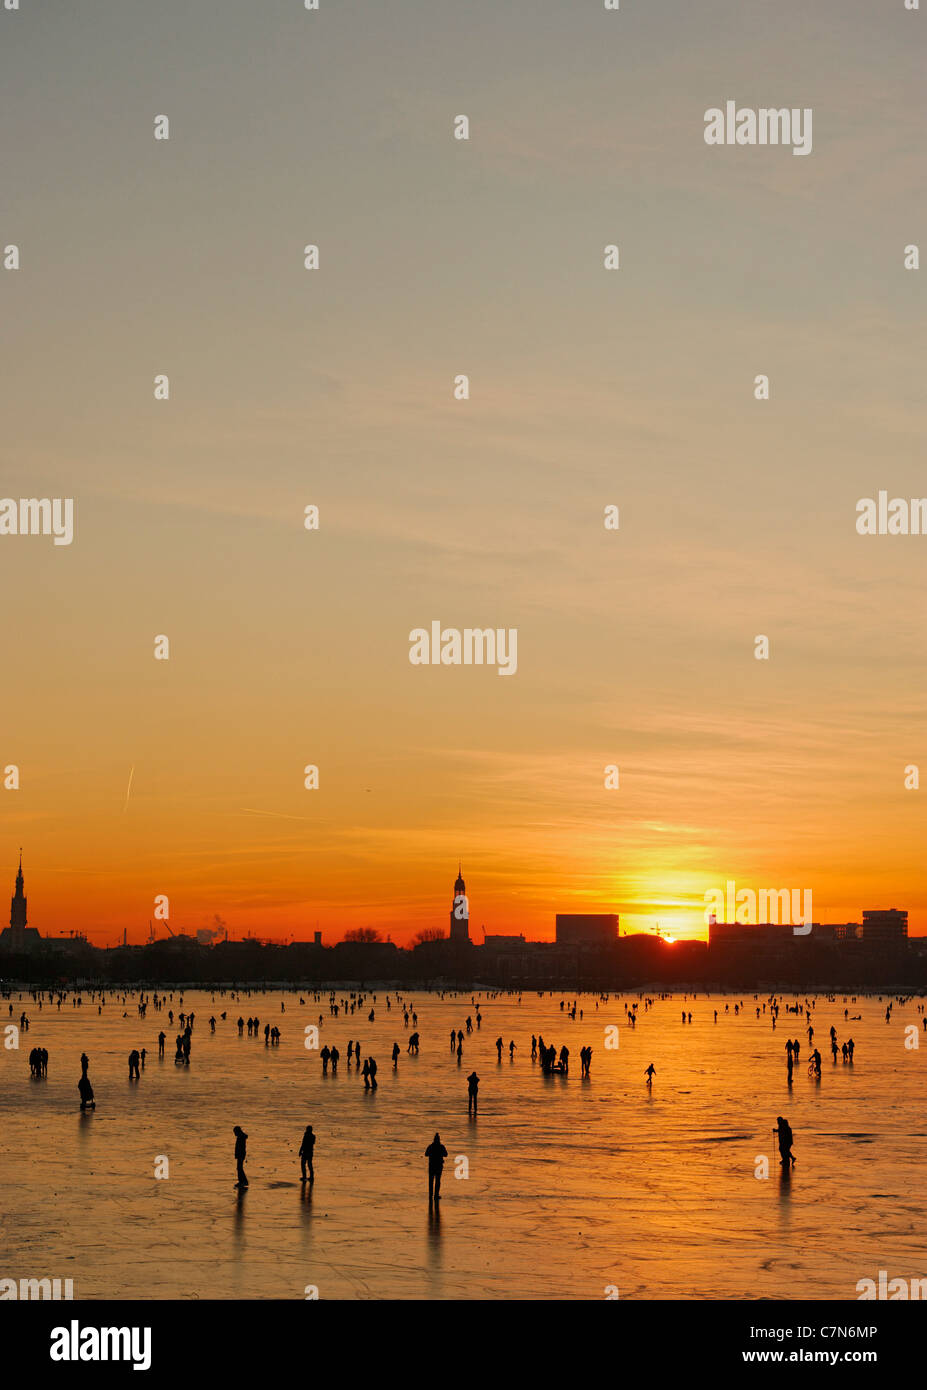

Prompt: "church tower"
[10,849,27,947]
[449,863,470,944]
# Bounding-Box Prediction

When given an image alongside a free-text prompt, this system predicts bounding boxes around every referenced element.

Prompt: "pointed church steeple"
[10,850,27,937]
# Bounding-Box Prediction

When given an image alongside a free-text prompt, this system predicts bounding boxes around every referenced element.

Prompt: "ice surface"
[1,988,925,1300]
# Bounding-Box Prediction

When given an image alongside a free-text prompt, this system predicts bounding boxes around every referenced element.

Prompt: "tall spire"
[10,850,27,934]
[450,862,469,944]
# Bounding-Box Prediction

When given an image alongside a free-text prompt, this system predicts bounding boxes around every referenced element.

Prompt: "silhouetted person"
[128,1049,140,1079]
[467,1070,479,1115]
[158,1031,166,1056]
[78,1071,95,1111]
[233,1126,248,1187]
[774,1115,795,1166]
[645,1063,656,1085]
[425,1132,448,1203]
[392,1042,400,1066]
[299,1125,315,1183]
[495,1036,503,1060]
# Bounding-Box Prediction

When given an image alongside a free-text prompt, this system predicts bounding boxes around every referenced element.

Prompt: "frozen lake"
[2,986,925,1300]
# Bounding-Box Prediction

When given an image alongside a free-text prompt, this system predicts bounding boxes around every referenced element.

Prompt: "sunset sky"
[1,0,925,946]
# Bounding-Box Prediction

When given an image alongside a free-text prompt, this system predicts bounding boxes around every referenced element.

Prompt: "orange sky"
[2,0,925,947]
